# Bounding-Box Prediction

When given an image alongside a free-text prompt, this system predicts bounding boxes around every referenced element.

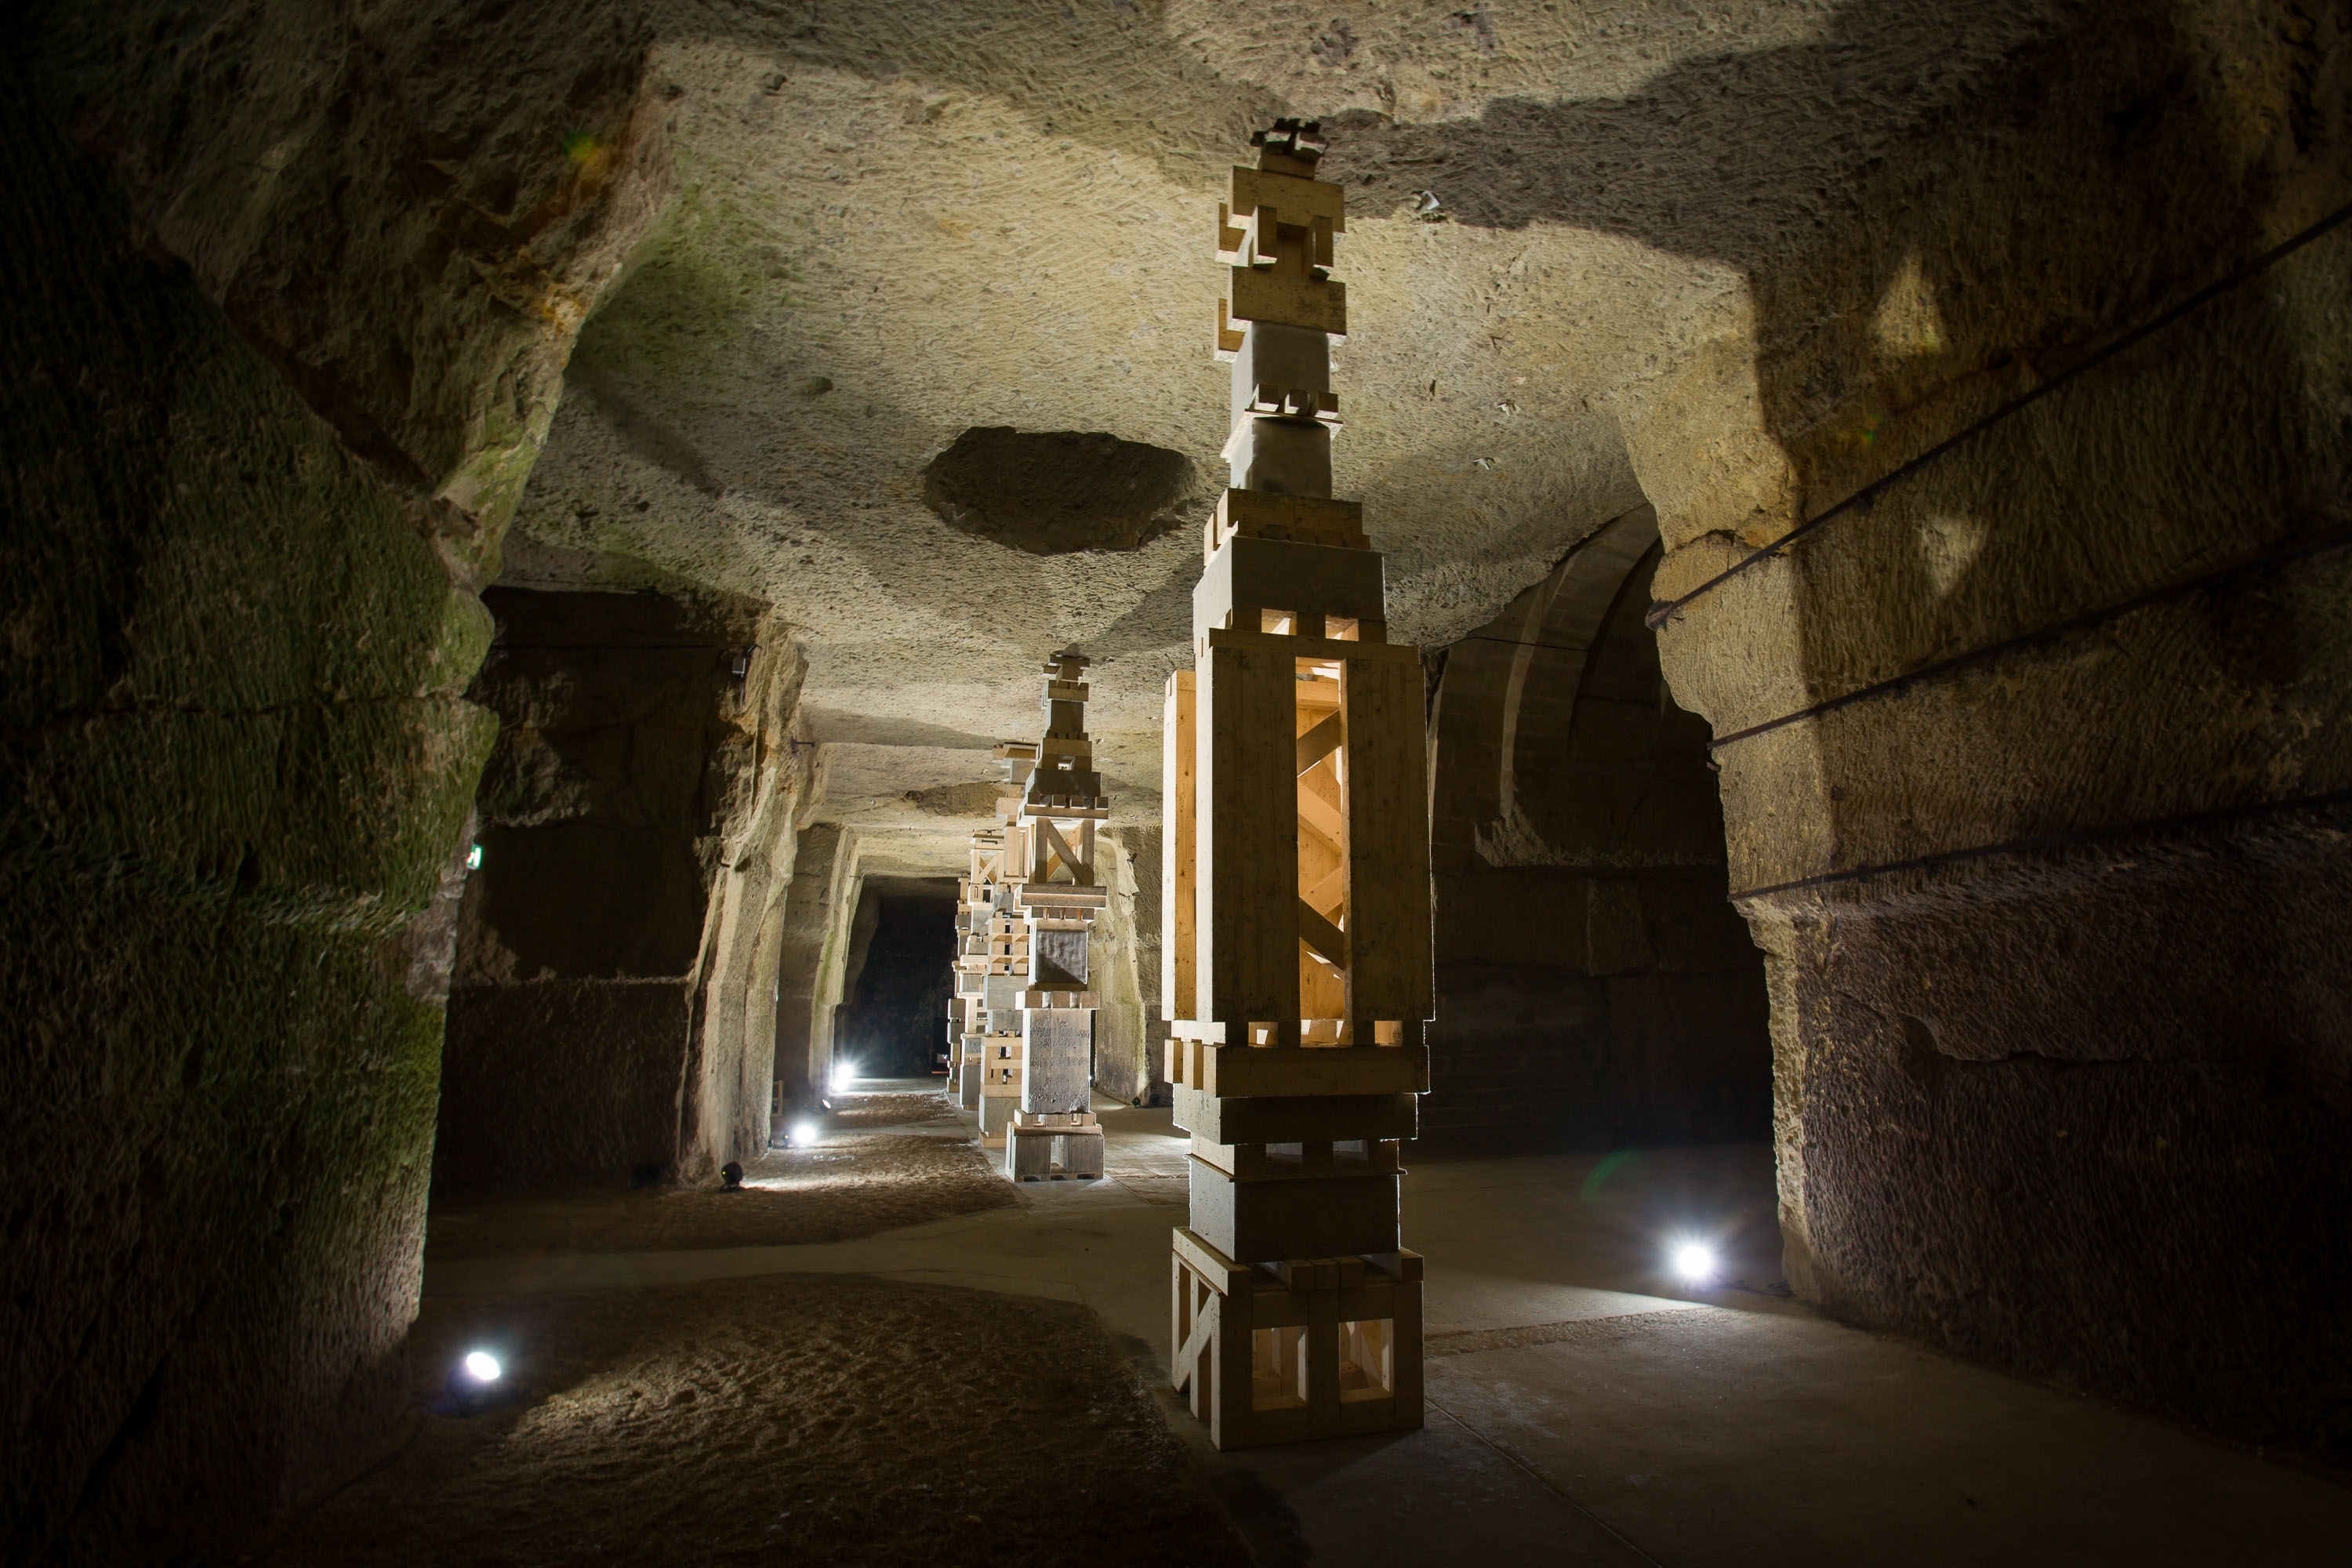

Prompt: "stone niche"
[1424,509,1771,1155]
[434,585,764,1192]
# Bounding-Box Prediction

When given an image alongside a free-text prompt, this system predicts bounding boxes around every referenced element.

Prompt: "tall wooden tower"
[1163,119,1433,1450]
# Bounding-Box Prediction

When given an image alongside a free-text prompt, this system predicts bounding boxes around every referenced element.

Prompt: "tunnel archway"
[1422,506,1771,1155]
[831,877,960,1080]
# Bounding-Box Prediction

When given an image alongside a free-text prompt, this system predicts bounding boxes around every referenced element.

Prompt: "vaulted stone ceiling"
[38,0,2099,873]
[458,0,2053,870]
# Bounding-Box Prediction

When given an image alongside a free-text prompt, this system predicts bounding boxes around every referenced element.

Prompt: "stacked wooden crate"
[1163,118,1433,1450]
[1006,652,1109,1181]
[949,828,1010,1109]
[975,745,1036,1150]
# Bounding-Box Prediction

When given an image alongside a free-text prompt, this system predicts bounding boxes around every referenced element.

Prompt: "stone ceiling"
[492,0,2059,871]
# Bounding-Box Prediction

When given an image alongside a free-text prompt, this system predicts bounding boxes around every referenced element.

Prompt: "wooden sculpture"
[1005,652,1109,1181]
[1164,118,1432,1450]
[974,746,1036,1149]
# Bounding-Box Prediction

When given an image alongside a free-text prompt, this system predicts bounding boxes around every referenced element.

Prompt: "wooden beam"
[1298,900,1348,969]
[1295,710,1342,774]
[1163,671,1198,1022]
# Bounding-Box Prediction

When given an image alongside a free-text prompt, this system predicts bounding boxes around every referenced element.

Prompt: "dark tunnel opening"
[837,884,960,1079]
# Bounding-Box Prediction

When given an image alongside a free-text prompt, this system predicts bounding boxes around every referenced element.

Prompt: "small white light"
[1671,1242,1718,1284]
[791,1120,818,1147]
[830,1061,858,1093]
[463,1350,502,1383]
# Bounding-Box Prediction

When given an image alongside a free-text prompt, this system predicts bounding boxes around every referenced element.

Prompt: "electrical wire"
[1645,201,2352,633]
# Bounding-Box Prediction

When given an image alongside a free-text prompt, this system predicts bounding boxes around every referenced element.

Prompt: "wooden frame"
[1166,125,1432,1451]
[1170,1227,1423,1450]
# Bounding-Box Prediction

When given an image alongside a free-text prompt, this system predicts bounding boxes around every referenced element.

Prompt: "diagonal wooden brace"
[1296,710,1343,775]
[1298,900,1348,969]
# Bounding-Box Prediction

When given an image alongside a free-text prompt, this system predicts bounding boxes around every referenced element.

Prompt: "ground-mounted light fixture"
[446,1348,507,1414]
[789,1119,818,1148]
[1670,1240,1719,1286]
[720,1160,744,1190]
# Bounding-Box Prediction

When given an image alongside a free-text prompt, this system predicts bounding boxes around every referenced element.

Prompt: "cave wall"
[435,586,800,1190]
[772,823,862,1108]
[1644,2,2352,1448]
[0,95,494,1561]
[1425,508,1770,1155]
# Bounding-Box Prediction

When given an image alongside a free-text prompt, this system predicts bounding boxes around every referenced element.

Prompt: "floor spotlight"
[447,1348,506,1413]
[1671,1241,1719,1285]
[791,1119,818,1147]
[830,1061,858,1094]
[720,1160,744,1191]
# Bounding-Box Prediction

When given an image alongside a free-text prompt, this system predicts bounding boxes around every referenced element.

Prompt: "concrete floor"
[426,1081,2352,1566]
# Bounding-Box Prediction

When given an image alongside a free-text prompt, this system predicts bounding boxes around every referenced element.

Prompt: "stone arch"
[1422,505,1770,1153]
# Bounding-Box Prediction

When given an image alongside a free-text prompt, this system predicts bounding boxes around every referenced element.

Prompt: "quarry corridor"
[4,0,2349,1563]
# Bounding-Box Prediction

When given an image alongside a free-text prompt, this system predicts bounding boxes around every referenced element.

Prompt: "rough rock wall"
[30,0,673,529]
[1426,512,1769,1154]
[773,823,860,1106]
[678,623,813,1178]
[436,586,798,1190]
[1646,2,2352,1447]
[0,96,493,1562]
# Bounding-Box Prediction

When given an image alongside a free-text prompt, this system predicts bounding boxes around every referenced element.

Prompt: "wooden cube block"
[1189,1162,1399,1261]
[1221,415,1330,496]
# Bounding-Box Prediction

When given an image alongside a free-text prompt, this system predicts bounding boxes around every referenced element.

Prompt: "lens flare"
[830,1061,858,1093]
[1671,1242,1718,1283]
[463,1350,502,1383]
[791,1120,819,1147]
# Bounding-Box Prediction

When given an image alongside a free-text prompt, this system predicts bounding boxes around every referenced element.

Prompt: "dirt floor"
[257,1274,1250,1568]
[426,1116,1014,1260]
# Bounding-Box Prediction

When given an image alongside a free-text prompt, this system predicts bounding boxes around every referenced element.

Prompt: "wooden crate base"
[1004,1113,1105,1181]
[1169,1225,1422,1450]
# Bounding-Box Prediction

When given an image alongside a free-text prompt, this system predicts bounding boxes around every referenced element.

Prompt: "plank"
[1341,649,1433,1022]
[1200,637,1299,1027]
[1164,671,1197,1022]
[1229,267,1346,336]
[1297,900,1348,969]
[1185,1091,1417,1145]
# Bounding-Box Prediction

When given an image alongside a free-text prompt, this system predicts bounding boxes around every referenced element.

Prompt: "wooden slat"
[1297,900,1348,968]
[1174,1225,1251,1296]
[1202,1042,1428,1098]
[1201,635,1299,1027]
[1341,649,1432,1021]
[1294,710,1342,774]
[1295,783,1345,847]
[1301,862,1345,917]
[1229,267,1346,336]
[1165,671,1199,1023]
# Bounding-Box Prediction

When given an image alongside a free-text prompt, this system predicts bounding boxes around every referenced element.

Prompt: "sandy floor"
[261,1274,1249,1568]
[824,1090,954,1130]
[426,1127,1015,1260]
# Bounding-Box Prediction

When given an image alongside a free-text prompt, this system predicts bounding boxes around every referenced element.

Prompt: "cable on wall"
[1644,201,2352,633]
[1728,786,2352,905]
[1704,528,2352,753]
